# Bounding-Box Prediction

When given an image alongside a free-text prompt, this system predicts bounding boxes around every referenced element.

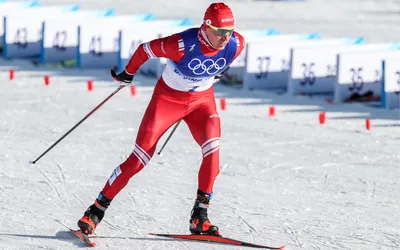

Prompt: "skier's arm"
[125,33,184,75]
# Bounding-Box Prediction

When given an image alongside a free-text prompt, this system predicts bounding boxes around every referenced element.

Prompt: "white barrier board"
[287,41,400,96]
[78,18,192,69]
[0,1,40,46]
[334,48,400,103]
[40,9,117,64]
[228,28,280,70]
[382,55,400,109]
[243,37,364,91]
[223,32,319,85]
[219,29,281,85]
[3,5,80,58]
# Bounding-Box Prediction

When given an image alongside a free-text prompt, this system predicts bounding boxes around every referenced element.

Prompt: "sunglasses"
[205,21,234,36]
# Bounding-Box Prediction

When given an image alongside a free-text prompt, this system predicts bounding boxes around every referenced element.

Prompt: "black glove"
[214,67,230,81]
[111,69,134,84]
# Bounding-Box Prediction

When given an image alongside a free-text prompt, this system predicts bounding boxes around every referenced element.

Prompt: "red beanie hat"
[203,2,234,28]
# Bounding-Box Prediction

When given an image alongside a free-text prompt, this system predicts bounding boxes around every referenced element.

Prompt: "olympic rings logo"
[188,58,227,75]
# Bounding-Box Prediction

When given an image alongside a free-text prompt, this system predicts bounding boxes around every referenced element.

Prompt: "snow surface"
[0,57,399,250]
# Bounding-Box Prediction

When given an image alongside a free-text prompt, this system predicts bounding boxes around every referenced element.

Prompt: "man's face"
[204,26,233,50]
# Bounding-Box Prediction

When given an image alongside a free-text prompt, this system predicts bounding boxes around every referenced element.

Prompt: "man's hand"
[111,69,134,84]
[213,67,230,83]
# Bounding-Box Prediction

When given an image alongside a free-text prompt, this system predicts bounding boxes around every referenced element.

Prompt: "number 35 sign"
[334,50,400,103]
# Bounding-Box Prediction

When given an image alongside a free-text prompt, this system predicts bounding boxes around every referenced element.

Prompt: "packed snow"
[0,57,399,250]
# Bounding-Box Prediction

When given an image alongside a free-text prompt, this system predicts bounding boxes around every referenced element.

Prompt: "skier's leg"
[100,98,179,199]
[78,81,186,235]
[183,97,221,235]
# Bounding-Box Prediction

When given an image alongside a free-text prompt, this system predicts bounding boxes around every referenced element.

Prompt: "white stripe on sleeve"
[143,42,156,58]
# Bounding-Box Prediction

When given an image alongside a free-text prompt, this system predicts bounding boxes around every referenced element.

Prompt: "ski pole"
[30,84,126,165]
[157,120,181,155]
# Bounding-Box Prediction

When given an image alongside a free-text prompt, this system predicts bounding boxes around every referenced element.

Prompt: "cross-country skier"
[78,2,245,236]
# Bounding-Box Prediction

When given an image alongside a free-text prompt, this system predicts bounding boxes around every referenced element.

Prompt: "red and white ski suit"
[101,27,245,199]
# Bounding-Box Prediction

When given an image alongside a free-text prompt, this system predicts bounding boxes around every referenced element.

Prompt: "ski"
[53,219,97,247]
[149,233,285,249]
[70,229,97,247]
